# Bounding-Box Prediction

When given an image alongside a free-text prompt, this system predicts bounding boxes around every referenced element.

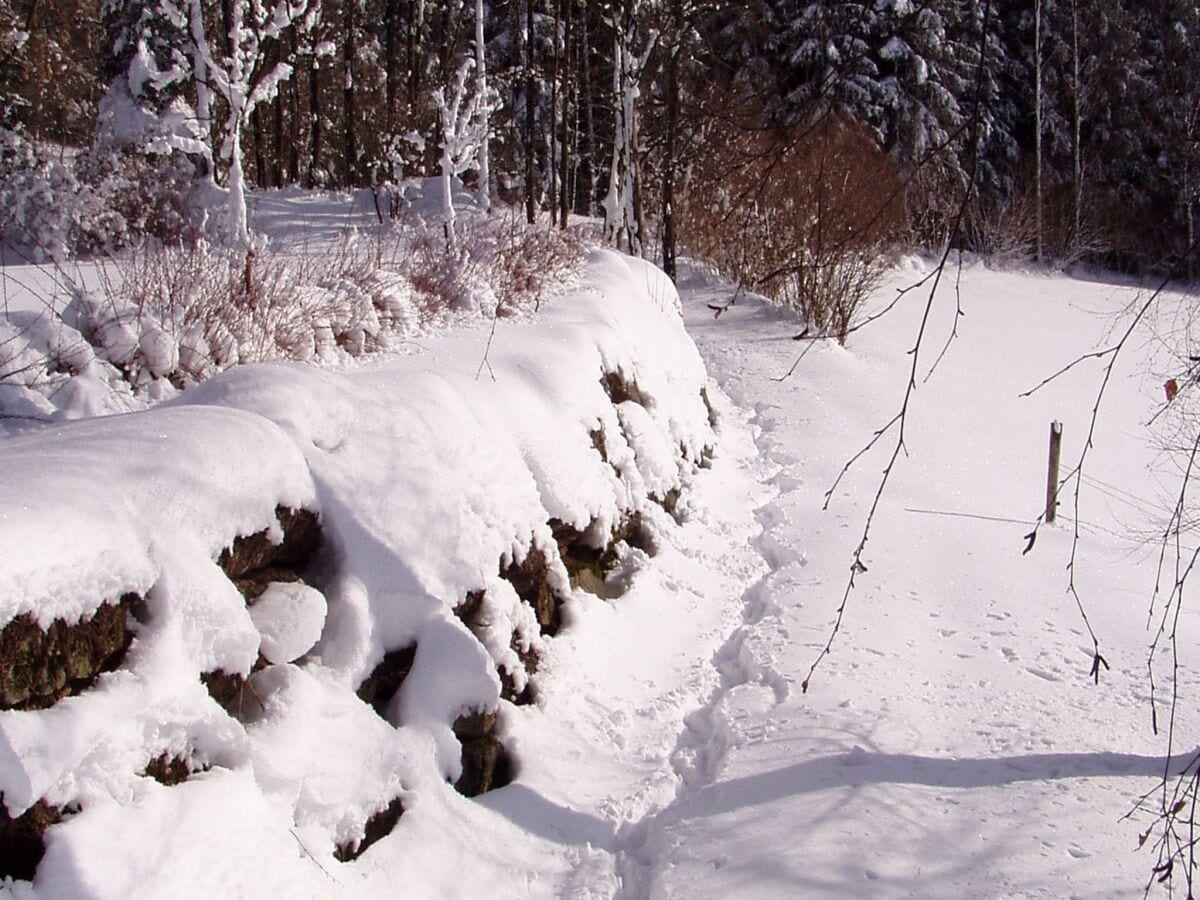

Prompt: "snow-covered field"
[2,191,1198,898]
[651,261,1200,899]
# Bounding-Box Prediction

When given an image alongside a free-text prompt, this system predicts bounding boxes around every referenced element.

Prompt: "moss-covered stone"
[501,632,538,706]
[333,796,405,862]
[201,668,272,721]
[0,597,135,711]
[601,370,647,408]
[455,592,537,706]
[355,645,416,719]
[453,710,512,797]
[652,488,683,522]
[200,669,246,710]
[549,519,608,596]
[454,590,487,628]
[549,515,657,599]
[217,506,321,582]
[501,548,566,636]
[589,428,608,462]
[0,799,62,881]
[700,385,718,427]
[233,565,305,602]
[143,753,200,787]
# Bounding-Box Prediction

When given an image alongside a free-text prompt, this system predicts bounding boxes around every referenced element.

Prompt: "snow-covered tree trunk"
[602,6,640,254]
[222,0,249,247]
[601,31,624,246]
[194,0,316,249]
[435,56,498,251]
[474,0,490,213]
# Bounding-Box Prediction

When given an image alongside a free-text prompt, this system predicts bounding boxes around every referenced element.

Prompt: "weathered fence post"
[1045,420,1063,523]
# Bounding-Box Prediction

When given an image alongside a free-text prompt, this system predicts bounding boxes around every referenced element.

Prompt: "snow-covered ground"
[644,259,1200,898]
[3,187,1198,897]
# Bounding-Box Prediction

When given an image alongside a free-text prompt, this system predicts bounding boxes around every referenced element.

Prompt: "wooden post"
[1045,420,1063,523]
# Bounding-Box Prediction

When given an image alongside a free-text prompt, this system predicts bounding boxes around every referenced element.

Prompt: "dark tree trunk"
[343,0,358,185]
[661,0,682,281]
[580,2,596,215]
[525,0,537,223]
[385,0,400,139]
[558,0,573,227]
[252,106,267,187]
[308,61,322,187]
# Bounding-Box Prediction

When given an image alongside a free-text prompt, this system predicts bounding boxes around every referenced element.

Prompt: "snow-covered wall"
[0,249,714,895]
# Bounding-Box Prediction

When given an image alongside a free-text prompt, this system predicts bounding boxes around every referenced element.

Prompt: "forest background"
[3,0,1199,307]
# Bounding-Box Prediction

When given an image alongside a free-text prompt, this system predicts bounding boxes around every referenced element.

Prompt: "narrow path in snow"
[610,379,792,899]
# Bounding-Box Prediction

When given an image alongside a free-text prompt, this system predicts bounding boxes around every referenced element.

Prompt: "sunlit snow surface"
[3,200,1199,897]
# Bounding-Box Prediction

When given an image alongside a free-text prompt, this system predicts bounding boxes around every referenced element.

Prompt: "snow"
[2,185,1198,897]
[0,243,718,897]
[648,258,1200,897]
[249,582,327,664]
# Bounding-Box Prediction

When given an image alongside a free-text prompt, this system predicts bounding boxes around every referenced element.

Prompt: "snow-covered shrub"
[0,197,591,425]
[0,309,138,428]
[0,130,195,262]
[480,212,584,315]
[402,225,489,313]
[402,210,584,317]
[0,131,105,263]
[77,237,400,387]
[681,116,902,342]
[77,143,200,246]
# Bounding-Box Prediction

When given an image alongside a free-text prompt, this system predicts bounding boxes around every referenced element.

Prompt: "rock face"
[455,591,538,706]
[0,596,135,711]
[143,753,200,786]
[203,505,325,715]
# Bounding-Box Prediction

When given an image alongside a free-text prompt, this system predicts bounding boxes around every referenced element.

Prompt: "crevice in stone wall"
[333,796,405,862]
[0,798,66,881]
[355,645,417,719]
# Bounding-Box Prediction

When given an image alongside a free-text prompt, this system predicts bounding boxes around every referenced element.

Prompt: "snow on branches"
[195,0,321,249]
[434,54,498,251]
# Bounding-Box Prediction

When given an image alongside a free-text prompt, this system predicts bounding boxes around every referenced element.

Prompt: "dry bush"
[960,176,1115,267]
[481,213,585,315]
[680,114,903,341]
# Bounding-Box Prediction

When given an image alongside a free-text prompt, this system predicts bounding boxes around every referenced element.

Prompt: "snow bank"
[0,249,713,896]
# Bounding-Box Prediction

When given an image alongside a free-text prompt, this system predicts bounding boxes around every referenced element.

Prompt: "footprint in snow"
[1026,666,1061,682]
